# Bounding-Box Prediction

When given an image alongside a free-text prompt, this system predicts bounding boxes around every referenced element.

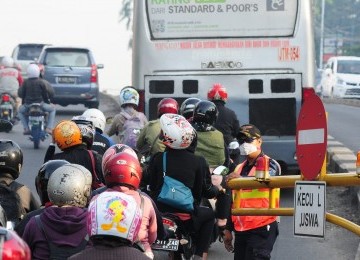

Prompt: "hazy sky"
[0,0,132,95]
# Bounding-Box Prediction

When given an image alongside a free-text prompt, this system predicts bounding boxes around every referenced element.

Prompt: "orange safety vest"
[231,156,280,232]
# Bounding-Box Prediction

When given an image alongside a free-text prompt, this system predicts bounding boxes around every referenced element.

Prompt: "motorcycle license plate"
[152,238,179,251]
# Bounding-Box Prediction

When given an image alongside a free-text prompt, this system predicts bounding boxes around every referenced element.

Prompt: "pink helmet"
[207,83,228,103]
[87,191,142,243]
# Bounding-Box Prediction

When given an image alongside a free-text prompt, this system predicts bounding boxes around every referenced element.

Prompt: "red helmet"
[0,227,31,260]
[207,83,228,103]
[103,152,142,189]
[157,98,179,117]
[102,144,138,173]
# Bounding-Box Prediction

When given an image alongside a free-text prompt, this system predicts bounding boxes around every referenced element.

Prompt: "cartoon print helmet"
[103,152,142,189]
[72,115,96,149]
[179,98,201,120]
[207,83,228,103]
[0,227,31,260]
[82,108,106,133]
[53,120,82,150]
[102,144,138,174]
[119,87,139,107]
[35,160,70,206]
[157,98,179,117]
[159,113,195,149]
[87,191,142,243]
[0,140,23,179]
[47,164,92,208]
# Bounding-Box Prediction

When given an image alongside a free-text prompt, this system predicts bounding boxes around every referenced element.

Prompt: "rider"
[0,56,23,118]
[208,83,240,165]
[46,120,104,190]
[0,226,31,260]
[22,163,91,259]
[107,86,148,146]
[136,97,179,157]
[148,113,219,259]
[17,64,55,135]
[102,151,158,259]
[82,108,115,155]
[191,100,231,238]
[69,191,148,260]
[15,160,70,237]
[0,139,40,214]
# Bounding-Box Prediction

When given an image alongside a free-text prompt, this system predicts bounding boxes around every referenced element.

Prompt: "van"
[11,43,50,79]
[321,56,360,98]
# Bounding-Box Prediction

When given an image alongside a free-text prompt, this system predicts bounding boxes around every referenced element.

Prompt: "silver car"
[38,46,103,108]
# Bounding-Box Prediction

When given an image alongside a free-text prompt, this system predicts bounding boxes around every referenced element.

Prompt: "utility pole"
[319,0,325,68]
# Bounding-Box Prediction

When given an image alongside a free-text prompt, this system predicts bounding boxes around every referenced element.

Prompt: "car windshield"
[337,60,360,74]
[44,51,90,67]
[17,46,44,61]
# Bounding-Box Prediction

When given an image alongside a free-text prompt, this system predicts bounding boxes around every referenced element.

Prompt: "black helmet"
[35,160,70,205]
[0,140,23,179]
[192,100,218,129]
[180,98,201,120]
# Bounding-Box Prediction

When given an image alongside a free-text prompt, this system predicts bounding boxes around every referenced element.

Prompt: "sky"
[0,0,132,95]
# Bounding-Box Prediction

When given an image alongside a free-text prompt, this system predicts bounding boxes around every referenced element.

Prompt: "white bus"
[132,0,316,173]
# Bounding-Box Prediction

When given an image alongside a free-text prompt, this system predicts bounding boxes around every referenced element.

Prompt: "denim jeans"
[18,103,56,130]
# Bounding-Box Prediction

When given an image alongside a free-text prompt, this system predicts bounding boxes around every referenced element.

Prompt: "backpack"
[35,215,87,260]
[0,181,26,219]
[120,111,146,149]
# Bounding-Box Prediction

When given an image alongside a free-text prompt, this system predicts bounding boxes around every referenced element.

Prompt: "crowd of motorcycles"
[0,93,48,149]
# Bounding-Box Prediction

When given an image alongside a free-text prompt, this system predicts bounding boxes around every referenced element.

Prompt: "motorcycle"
[0,93,15,132]
[152,213,196,260]
[27,103,48,149]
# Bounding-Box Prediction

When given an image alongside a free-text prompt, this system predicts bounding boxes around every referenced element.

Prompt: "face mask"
[239,142,258,155]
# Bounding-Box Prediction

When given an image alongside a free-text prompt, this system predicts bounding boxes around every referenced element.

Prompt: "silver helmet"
[47,164,92,208]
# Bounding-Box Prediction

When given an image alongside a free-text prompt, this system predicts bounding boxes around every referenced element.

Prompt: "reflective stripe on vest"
[231,156,279,231]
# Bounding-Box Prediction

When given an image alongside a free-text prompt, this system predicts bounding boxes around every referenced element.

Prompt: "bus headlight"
[337,78,345,85]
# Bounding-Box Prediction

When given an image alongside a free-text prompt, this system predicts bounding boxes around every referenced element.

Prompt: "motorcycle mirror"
[0,119,13,132]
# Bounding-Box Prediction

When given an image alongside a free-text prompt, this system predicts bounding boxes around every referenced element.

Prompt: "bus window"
[249,79,263,94]
[183,80,198,94]
[149,80,174,94]
[271,79,296,93]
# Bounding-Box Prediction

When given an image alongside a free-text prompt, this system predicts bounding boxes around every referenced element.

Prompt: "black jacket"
[148,148,218,214]
[47,144,105,187]
[213,100,240,145]
[18,78,54,104]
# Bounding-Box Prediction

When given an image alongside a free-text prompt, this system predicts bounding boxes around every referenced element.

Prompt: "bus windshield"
[146,0,298,39]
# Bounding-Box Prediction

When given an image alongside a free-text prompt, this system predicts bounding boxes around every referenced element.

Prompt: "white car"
[322,56,360,98]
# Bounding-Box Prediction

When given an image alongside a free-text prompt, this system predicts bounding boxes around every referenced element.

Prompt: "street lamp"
[319,0,325,68]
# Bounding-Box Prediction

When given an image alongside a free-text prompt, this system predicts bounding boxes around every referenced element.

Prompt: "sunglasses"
[238,137,256,145]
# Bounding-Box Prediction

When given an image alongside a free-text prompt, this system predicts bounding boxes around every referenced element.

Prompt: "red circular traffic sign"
[296,94,327,180]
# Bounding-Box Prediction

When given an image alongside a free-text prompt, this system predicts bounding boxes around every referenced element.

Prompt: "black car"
[38,46,103,108]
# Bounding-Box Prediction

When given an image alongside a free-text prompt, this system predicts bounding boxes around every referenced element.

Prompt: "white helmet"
[47,164,92,208]
[1,57,14,68]
[82,108,106,133]
[119,87,139,106]
[87,191,142,243]
[159,113,195,149]
[27,64,40,78]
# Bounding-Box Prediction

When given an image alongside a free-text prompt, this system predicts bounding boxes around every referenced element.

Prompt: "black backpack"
[35,215,87,260]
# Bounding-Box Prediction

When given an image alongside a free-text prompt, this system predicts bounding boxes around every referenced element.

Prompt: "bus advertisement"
[132,0,316,173]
